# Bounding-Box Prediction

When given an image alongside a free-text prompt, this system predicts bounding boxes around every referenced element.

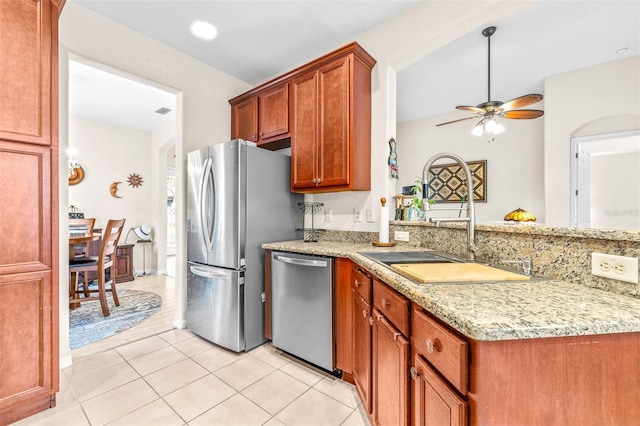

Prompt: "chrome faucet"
[422,152,479,261]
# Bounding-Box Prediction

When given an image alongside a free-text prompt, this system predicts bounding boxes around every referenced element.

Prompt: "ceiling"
[70,0,639,131]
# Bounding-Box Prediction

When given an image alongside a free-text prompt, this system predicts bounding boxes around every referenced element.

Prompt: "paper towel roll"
[379,198,389,243]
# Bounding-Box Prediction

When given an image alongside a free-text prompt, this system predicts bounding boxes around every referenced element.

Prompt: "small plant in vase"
[409,177,435,220]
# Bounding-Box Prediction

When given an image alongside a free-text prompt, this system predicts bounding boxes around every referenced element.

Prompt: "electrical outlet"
[324,208,332,222]
[366,209,375,223]
[394,231,409,242]
[591,252,638,284]
[354,209,363,223]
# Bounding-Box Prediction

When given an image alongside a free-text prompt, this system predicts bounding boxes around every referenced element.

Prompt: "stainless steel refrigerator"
[186,139,301,352]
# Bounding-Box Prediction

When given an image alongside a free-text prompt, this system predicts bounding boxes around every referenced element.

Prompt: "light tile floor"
[16,275,370,426]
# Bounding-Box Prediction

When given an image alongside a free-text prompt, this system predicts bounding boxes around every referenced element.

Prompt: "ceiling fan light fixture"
[436,26,544,133]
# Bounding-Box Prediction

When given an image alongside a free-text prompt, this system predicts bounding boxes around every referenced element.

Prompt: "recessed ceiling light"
[190,20,217,41]
[616,47,629,54]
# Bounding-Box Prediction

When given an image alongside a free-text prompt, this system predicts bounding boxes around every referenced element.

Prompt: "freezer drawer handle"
[189,265,231,279]
[274,255,328,268]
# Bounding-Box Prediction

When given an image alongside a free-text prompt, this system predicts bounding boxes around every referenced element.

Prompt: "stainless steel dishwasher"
[271,251,334,371]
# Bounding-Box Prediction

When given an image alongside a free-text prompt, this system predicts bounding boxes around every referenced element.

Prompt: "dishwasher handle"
[274,254,328,268]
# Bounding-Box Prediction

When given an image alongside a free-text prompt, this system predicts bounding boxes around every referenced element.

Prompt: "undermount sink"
[359,251,460,265]
[359,251,531,284]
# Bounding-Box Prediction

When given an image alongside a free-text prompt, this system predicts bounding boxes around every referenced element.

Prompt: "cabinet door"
[353,292,372,413]
[231,97,258,142]
[0,142,52,275]
[259,83,289,140]
[114,245,134,283]
[0,0,52,145]
[317,55,350,188]
[290,69,318,189]
[373,310,410,426]
[335,258,354,375]
[411,353,467,426]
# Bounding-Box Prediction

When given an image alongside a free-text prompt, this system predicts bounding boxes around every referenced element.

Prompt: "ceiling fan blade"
[456,105,485,114]
[435,116,478,127]
[503,109,544,119]
[499,94,543,111]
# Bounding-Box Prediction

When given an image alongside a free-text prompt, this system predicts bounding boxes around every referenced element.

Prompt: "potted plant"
[408,177,435,220]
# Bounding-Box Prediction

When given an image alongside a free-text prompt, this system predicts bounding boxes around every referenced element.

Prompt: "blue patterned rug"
[69,289,162,350]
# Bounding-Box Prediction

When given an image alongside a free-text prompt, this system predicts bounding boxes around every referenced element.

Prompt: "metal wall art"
[426,160,487,203]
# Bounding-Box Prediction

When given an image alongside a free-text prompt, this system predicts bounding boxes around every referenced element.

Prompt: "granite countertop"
[262,240,640,341]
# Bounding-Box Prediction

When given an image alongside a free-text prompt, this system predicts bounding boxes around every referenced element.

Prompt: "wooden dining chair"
[69,218,126,316]
[69,218,96,296]
[69,218,96,258]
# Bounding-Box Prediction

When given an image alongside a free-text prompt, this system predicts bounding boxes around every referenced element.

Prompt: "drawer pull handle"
[381,299,390,308]
[354,280,361,287]
[369,316,373,326]
[426,338,442,353]
[362,309,367,318]
[410,366,419,381]
[393,331,401,340]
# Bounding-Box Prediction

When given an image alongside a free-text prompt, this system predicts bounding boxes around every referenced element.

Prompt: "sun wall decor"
[127,173,143,188]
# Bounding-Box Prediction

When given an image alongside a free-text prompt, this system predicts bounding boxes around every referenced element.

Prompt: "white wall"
[59,1,251,365]
[309,0,534,232]
[69,116,154,272]
[544,55,640,226]
[396,111,544,223]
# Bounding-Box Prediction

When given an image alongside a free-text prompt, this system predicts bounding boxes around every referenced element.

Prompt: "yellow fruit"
[504,208,536,222]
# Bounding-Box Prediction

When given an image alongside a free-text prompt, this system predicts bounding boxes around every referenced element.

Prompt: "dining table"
[68,232,100,260]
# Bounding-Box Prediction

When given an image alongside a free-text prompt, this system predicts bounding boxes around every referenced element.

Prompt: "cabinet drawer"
[373,279,409,336]
[411,305,468,394]
[352,267,372,303]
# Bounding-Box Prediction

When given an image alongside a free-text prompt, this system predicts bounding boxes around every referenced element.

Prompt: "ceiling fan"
[436,26,544,136]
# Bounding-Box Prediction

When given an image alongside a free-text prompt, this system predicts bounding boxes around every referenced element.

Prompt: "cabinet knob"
[381,299,390,308]
[426,338,442,353]
[354,280,361,287]
[362,309,367,318]
[369,316,373,326]
[410,366,419,381]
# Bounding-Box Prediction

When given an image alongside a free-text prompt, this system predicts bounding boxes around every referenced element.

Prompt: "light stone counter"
[263,240,640,341]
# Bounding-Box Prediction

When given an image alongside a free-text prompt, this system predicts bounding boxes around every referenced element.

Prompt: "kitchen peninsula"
[263,223,640,425]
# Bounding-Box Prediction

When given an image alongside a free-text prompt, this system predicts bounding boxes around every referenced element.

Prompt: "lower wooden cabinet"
[352,290,372,413]
[373,309,410,426]
[410,352,467,426]
[113,244,134,283]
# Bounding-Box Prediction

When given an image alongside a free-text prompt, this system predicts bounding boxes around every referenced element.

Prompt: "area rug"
[69,289,162,350]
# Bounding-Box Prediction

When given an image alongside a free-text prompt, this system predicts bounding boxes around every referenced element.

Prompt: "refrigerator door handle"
[274,255,328,268]
[199,157,214,251]
[189,264,232,280]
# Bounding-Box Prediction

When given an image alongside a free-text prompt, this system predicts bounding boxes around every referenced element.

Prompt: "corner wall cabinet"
[229,42,376,193]
[0,0,63,423]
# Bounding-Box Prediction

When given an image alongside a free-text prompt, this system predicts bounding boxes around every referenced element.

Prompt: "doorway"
[571,130,640,230]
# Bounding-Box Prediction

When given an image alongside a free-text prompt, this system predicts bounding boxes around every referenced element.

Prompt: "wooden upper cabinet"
[229,42,375,192]
[291,46,374,193]
[259,83,289,140]
[231,96,258,142]
[0,0,52,146]
[230,82,290,149]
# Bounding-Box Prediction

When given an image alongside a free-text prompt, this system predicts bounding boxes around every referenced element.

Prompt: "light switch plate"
[591,252,638,284]
[354,209,363,222]
[366,209,375,223]
[324,208,332,222]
